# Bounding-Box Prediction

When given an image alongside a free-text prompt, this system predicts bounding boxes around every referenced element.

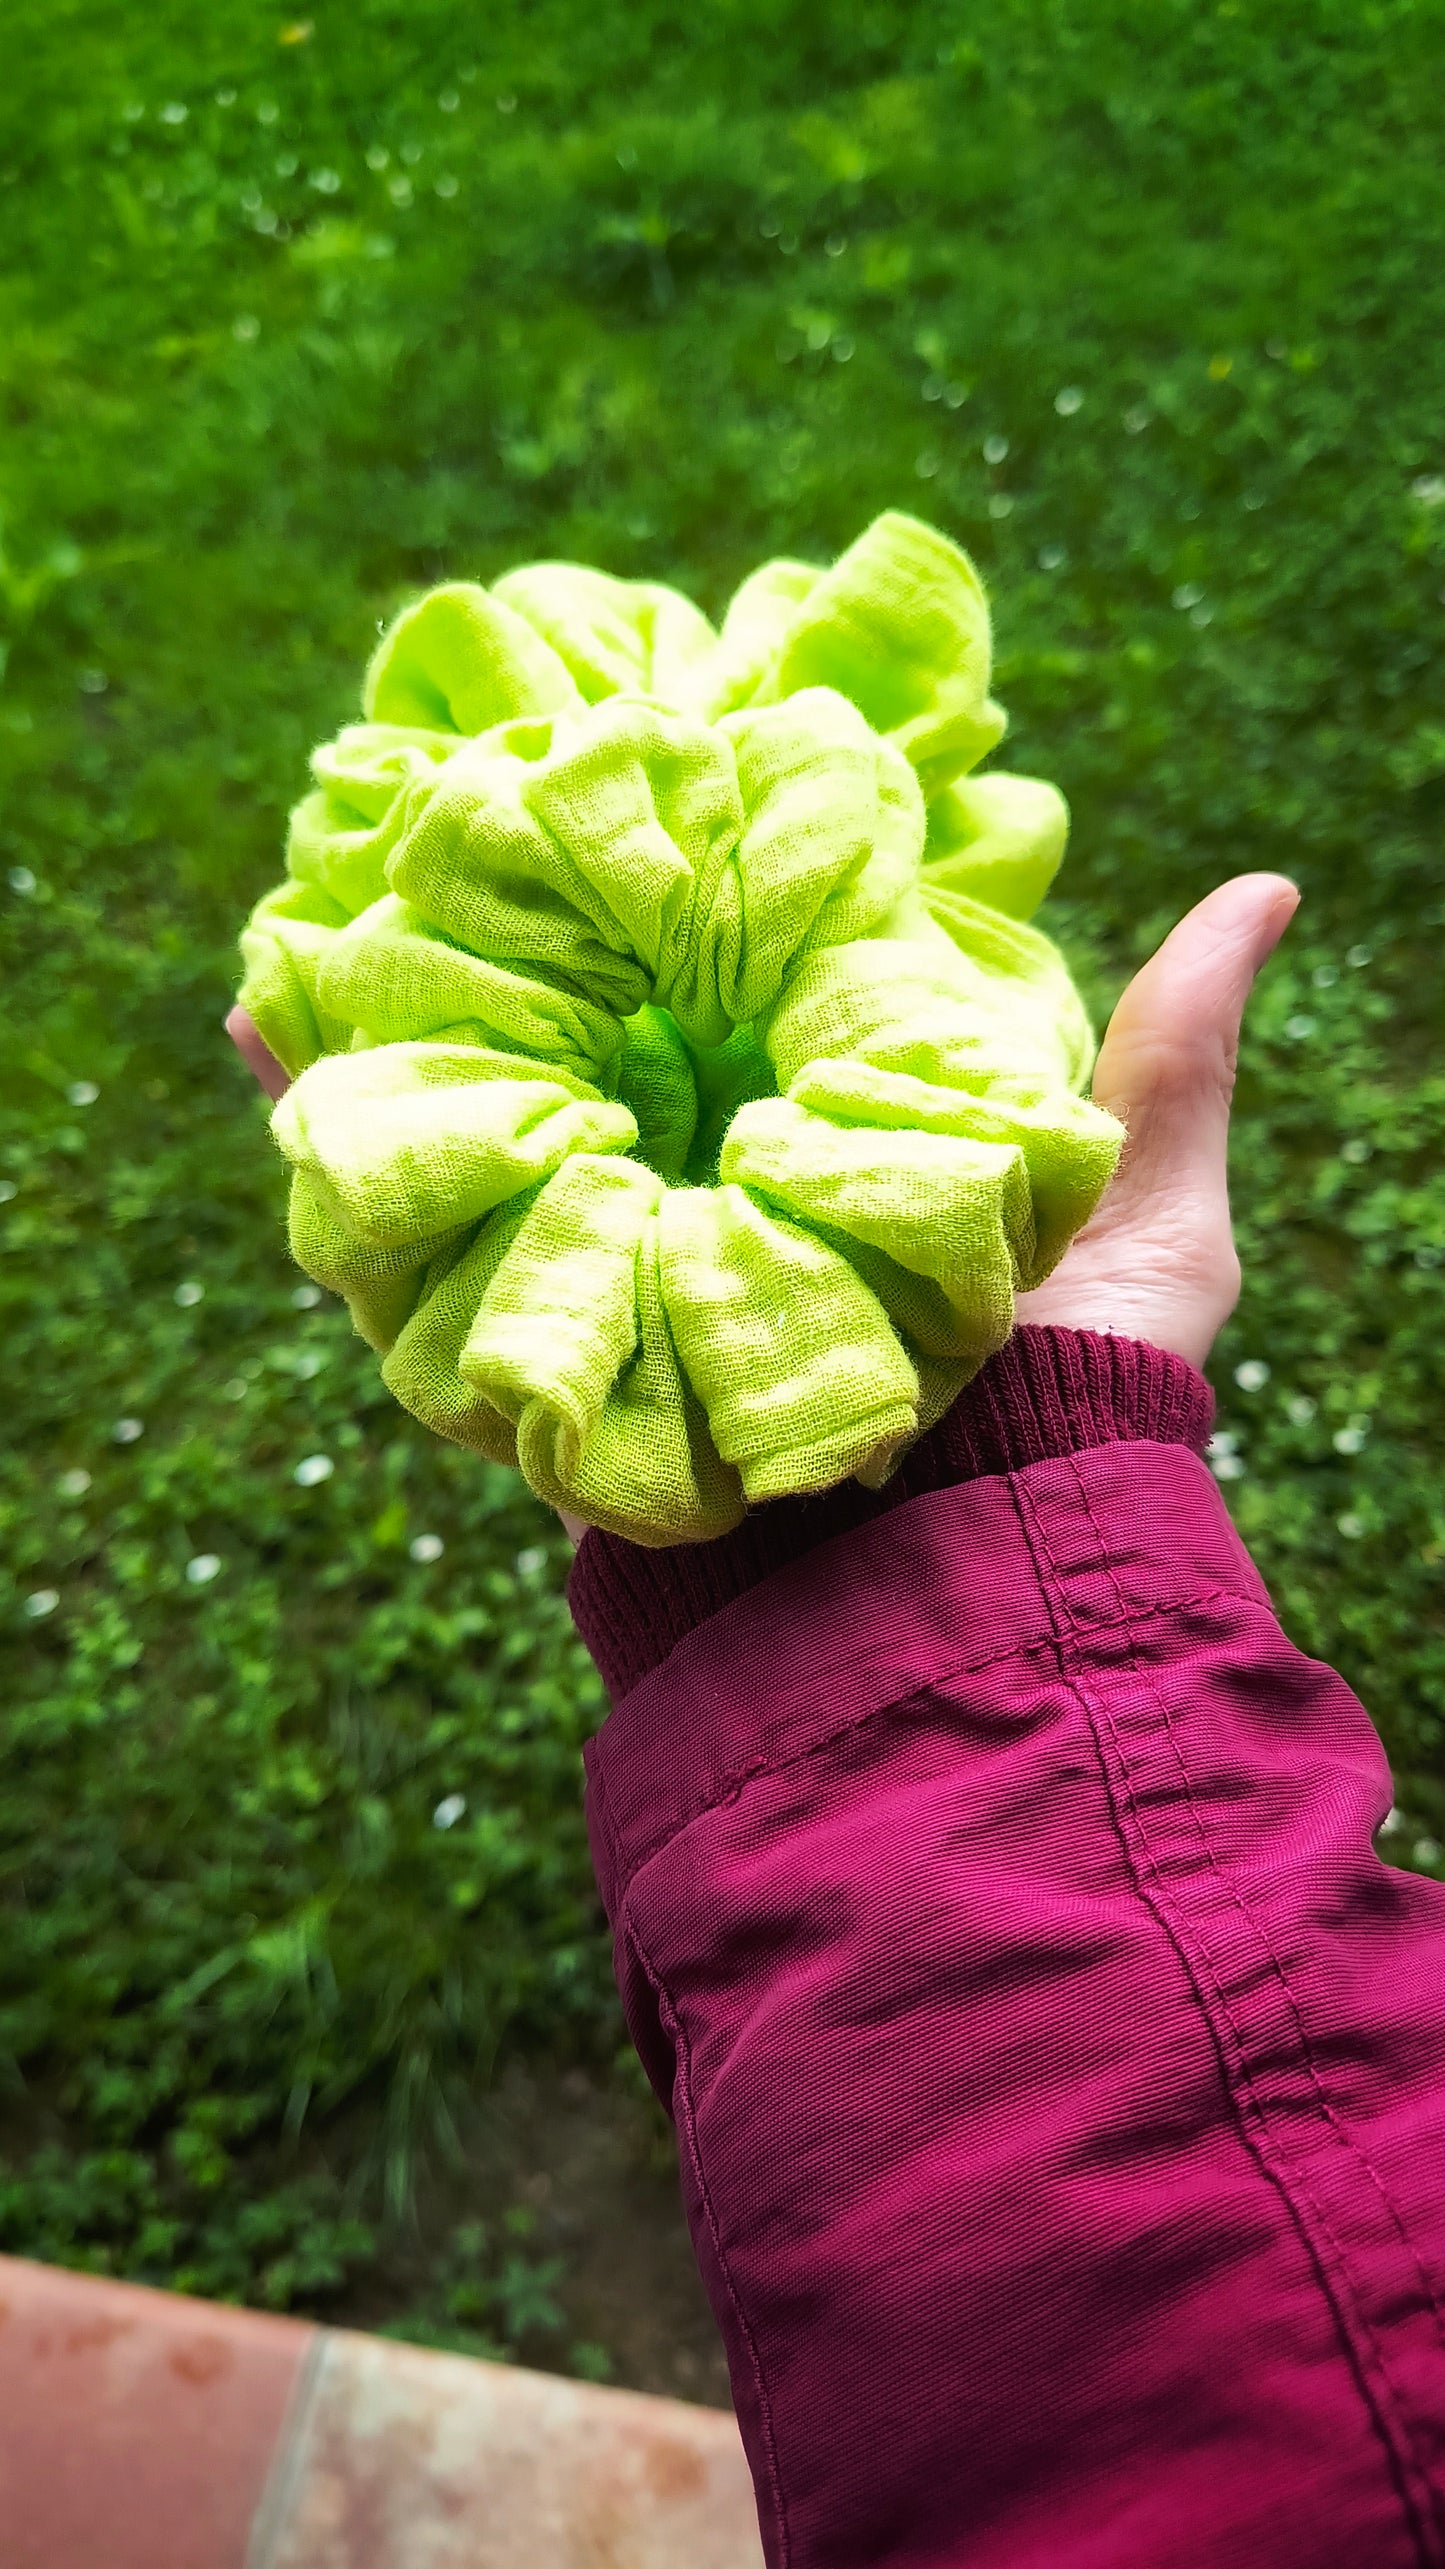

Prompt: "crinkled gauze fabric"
[236,510,1122,1545]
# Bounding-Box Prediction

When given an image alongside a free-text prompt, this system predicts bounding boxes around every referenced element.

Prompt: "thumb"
[1092,872,1299,1215]
[225,1004,292,1103]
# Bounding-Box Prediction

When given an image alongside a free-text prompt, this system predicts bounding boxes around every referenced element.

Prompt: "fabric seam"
[618,1915,791,2569]
[578,1418,1217,1699]
[1059,1454,1445,2368]
[1011,1462,1443,2562]
[601,1577,1252,1893]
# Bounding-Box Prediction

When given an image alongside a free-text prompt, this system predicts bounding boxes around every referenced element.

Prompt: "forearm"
[571,1330,1445,2567]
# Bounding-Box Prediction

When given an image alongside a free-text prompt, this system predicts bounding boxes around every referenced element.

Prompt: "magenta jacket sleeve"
[569,1329,1445,2569]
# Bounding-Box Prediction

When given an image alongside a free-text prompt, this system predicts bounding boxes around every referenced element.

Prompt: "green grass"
[2,0,1444,2359]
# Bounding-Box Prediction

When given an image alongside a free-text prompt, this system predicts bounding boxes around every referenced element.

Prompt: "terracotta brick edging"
[0,2253,763,2567]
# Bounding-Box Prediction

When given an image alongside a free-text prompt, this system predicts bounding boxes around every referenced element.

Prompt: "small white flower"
[943,382,968,408]
[1234,1360,1270,1392]
[1415,1246,1443,1270]
[223,1377,249,1401]
[1337,1512,1365,1539]
[24,1588,59,1619]
[310,167,341,193]
[186,1553,222,1585]
[1411,475,1445,505]
[1312,963,1339,989]
[1284,1014,1316,1041]
[366,144,389,169]
[1208,1429,1239,1456]
[216,87,237,106]
[292,1349,325,1380]
[988,494,1014,519]
[1211,1452,1246,1482]
[495,91,517,113]
[825,232,847,257]
[435,173,459,198]
[58,1468,91,1498]
[1189,602,1214,628]
[233,314,260,342]
[0,1180,16,1202]
[982,433,1009,464]
[1340,1137,1372,1164]
[1333,1425,1367,1455]
[1415,1837,1442,1864]
[401,141,423,164]
[174,1280,204,1307]
[79,669,108,695]
[1054,385,1083,415]
[915,451,940,479]
[831,335,854,363]
[294,1453,334,1487]
[1346,943,1372,968]
[1038,544,1067,570]
[1123,404,1150,434]
[291,1282,322,1309]
[257,101,279,124]
[433,1793,467,1829]
[8,867,36,895]
[515,1546,547,1577]
[1285,1395,1317,1425]
[1171,582,1204,611]
[410,1533,445,1563]
[438,88,460,110]
[387,174,413,205]
[1378,1806,1404,1836]
[67,1080,100,1106]
[112,1417,144,1444]
[159,101,188,124]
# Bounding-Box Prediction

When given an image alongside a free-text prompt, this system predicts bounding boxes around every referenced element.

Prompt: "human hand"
[1015,871,1299,1367]
[225,868,1294,1533]
[226,1005,292,1101]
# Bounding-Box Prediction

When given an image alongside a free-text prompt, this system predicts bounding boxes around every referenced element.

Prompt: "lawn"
[2,0,1443,2383]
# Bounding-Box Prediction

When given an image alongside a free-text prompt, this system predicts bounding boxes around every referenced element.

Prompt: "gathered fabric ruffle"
[237,511,1122,1545]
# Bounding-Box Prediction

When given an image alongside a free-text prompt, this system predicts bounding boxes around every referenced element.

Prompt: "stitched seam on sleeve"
[1011,1465,1444,2561]
[618,1915,791,2568]
[1058,1452,1445,2367]
[608,1581,1245,1891]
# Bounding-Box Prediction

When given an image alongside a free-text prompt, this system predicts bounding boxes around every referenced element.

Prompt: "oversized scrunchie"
[236,511,1122,1545]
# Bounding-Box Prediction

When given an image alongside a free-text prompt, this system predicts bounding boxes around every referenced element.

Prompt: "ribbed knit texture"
[567,1325,1215,1700]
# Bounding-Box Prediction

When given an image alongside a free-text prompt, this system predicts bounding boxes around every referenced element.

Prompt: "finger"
[1092,873,1298,1199]
[225,1004,292,1103]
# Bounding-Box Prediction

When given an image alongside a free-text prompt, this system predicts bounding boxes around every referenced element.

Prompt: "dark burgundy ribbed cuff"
[567,1327,1215,1703]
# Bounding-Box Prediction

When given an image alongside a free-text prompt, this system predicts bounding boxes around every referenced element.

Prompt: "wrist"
[568,1326,1214,1700]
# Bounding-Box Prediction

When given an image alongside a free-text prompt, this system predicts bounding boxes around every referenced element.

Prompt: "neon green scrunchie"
[237,511,1122,1546]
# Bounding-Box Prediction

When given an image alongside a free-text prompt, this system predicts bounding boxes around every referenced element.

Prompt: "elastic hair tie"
[236,510,1121,1546]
